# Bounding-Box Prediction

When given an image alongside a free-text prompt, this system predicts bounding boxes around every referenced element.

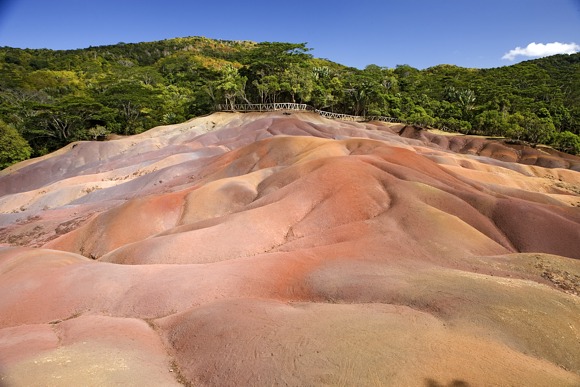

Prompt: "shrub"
[0,121,32,169]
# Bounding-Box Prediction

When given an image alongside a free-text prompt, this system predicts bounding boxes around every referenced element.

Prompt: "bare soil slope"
[1,112,579,386]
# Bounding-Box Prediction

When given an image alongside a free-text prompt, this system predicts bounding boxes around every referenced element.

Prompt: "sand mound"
[1,111,579,385]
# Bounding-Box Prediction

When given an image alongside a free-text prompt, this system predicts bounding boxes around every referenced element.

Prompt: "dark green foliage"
[1,37,579,163]
[552,131,580,155]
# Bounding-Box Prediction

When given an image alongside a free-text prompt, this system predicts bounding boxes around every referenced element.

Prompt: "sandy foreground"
[0,111,579,386]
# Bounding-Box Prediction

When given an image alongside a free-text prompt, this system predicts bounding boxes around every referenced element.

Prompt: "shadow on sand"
[425,379,470,387]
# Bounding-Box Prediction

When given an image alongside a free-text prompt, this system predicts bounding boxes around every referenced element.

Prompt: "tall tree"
[97,80,161,134]
[0,120,32,169]
[217,64,249,109]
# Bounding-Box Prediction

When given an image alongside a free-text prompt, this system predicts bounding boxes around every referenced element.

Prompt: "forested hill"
[1,36,579,167]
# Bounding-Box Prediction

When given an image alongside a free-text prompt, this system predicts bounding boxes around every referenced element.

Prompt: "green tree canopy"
[0,38,579,160]
[0,120,32,169]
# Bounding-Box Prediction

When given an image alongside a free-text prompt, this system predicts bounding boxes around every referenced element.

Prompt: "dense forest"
[1,36,579,168]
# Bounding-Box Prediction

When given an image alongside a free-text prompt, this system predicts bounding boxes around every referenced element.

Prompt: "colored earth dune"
[1,112,579,386]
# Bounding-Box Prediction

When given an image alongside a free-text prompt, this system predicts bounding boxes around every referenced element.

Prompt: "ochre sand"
[1,112,579,386]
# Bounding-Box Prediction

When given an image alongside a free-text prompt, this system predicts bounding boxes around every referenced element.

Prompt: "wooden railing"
[215,103,312,112]
[314,110,364,122]
[366,116,399,123]
[215,103,401,123]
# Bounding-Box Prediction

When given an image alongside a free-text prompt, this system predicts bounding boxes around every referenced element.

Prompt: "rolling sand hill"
[1,111,579,386]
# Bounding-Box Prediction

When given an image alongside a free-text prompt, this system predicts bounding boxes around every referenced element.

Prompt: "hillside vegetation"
[1,36,579,167]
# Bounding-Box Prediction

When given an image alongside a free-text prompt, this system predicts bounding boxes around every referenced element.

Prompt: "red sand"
[1,111,579,385]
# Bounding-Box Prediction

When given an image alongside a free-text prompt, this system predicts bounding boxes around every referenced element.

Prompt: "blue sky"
[0,0,579,69]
